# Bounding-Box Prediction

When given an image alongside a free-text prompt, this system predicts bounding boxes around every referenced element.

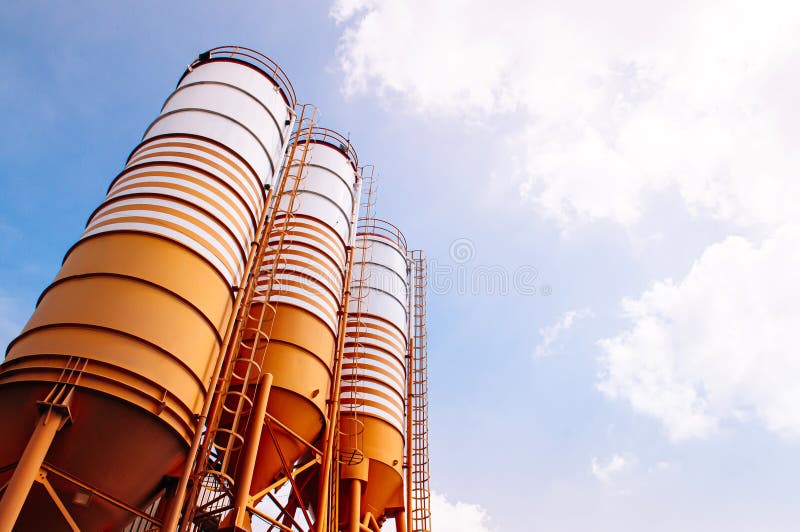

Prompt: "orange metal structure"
[337,219,410,532]
[0,45,432,532]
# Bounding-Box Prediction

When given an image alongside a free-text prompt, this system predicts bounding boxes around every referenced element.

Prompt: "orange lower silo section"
[0,232,233,530]
[339,415,406,526]
[219,302,334,494]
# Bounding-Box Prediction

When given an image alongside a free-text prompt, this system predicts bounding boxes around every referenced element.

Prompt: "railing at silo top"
[302,127,359,172]
[357,218,408,253]
[188,45,298,109]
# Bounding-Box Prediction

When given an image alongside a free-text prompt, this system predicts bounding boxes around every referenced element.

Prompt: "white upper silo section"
[145,47,295,187]
[258,128,360,334]
[84,47,295,288]
[341,220,410,433]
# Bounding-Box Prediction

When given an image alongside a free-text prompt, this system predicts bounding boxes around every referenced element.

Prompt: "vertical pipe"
[348,480,362,532]
[152,477,178,526]
[226,372,274,530]
[0,410,66,532]
[395,512,407,532]
[315,250,353,531]
[405,333,414,532]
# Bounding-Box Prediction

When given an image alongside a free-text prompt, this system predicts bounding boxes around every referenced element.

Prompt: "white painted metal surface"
[341,221,410,434]
[257,135,360,334]
[83,56,294,288]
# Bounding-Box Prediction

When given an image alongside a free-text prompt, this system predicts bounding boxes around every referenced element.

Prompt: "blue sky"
[3,1,800,530]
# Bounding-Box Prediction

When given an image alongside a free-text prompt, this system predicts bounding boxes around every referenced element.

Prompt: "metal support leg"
[348,480,362,532]
[37,470,79,532]
[220,373,274,532]
[395,512,407,532]
[0,408,68,532]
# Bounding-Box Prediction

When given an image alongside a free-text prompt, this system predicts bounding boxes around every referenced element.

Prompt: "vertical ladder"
[409,251,432,532]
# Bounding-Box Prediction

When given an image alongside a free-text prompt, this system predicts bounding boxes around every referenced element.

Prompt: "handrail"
[357,218,408,252]
[292,127,359,171]
[190,45,298,108]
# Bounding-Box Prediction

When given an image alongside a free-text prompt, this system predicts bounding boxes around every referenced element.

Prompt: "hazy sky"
[2,1,800,531]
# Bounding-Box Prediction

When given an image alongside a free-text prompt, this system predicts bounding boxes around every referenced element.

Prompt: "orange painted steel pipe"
[396,511,407,532]
[405,336,414,532]
[226,372,273,530]
[349,479,362,532]
[0,409,67,532]
[314,264,353,531]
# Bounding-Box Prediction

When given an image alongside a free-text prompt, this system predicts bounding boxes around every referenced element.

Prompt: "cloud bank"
[535,307,593,358]
[332,0,800,228]
[430,491,493,532]
[591,453,630,485]
[599,225,800,440]
[332,0,800,443]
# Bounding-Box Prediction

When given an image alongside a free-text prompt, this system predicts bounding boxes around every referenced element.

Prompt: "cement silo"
[338,219,410,530]
[0,46,294,531]
[184,126,361,530]
[251,128,360,493]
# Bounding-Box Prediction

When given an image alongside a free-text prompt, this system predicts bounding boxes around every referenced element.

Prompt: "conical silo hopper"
[338,219,409,528]
[0,46,294,531]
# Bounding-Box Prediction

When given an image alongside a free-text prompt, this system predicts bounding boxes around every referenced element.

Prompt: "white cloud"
[535,307,593,358]
[333,0,800,450]
[430,491,493,532]
[599,224,800,440]
[653,461,672,472]
[332,0,800,229]
[591,453,630,485]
